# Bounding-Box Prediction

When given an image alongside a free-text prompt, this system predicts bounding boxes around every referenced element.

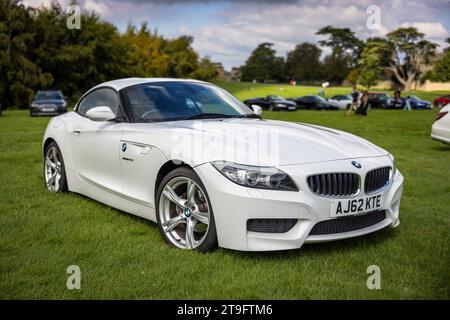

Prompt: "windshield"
[313,96,326,102]
[370,93,387,99]
[36,92,63,100]
[268,95,283,101]
[122,82,254,122]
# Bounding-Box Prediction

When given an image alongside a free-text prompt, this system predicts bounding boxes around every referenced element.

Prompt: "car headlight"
[276,103,286,107]
[211,161,299,191]
[31,103,39,108]
[388,153,396,176]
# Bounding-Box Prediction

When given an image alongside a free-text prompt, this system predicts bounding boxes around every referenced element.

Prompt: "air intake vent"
[307,173,359,197]
[247,219,297,233]
[364,167,391,194]
[309,210,386,235]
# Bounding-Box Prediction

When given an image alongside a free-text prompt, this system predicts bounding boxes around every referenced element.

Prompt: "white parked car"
[328,95,352,110]
[43,78,403,252]
[431,104,450,144]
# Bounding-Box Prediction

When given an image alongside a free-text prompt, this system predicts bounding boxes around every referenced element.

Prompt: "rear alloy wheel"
[44,142,68,192]
[156,167,217,251]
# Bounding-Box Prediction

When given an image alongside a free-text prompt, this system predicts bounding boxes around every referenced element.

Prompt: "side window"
[77,88,120,116]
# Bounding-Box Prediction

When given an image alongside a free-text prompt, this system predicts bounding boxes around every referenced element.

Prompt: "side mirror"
[250,104,263,116]
[85,106,116,121]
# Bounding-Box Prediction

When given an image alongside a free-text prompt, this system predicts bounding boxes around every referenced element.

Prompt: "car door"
[68,87,124,194]
[295,97,305,109]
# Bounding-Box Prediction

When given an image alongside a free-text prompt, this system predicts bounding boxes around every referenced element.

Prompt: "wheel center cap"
[183,207,191,218]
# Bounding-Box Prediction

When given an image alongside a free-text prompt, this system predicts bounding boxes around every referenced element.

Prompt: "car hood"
[124,119,388,166]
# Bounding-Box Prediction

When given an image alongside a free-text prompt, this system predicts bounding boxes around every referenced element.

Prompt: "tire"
[44,141,68,192]
[155,167,218,252]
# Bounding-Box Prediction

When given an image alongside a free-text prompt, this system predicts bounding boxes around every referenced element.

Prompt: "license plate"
[330,194,383,217]
[42,108,54,112]
[288,106,296,110]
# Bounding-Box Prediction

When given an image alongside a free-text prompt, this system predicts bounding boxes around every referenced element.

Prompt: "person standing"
[347,86,359,115]
[356,91,369,116]
[404,95,412,111]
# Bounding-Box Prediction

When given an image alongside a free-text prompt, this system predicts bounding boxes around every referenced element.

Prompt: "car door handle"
[72,130,81,136]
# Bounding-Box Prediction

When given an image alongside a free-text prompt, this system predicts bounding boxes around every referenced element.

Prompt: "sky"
[22,0,450,70]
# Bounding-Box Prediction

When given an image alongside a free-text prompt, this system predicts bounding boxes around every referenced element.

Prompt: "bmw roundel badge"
[351,161,362,168]
[122,143,127,152]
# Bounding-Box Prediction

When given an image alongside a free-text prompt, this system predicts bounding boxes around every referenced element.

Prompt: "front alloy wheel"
[44,142,68,192]
[156,168,217,251]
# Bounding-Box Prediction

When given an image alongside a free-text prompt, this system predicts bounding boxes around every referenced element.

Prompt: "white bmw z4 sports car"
[43,78,404,252]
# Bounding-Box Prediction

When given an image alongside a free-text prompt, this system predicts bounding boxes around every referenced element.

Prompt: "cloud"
[190,0,450,68]
[401,22,449,38]
[21,0,450,69]
[84,0,111,15]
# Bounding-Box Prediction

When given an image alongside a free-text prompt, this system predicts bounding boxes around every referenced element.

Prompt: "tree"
[122,23,170,77]
[32,4,132,101]
[240,42,285,82]
[357,39,387,89]
[321,53,352,84]
[285,43,322,83]
[316,26,363,84]
[191,56,217,81]
[164,35,200,78]
[434,38,450,82]
[0,0,53,108]
[384,28,437,91]
[345,68,360,85]
[0,0,216,109]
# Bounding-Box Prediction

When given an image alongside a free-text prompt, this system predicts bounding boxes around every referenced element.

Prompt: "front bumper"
[30,106,66,116]
[31,109,66,116]
[195,156,403,251]
[431,122,450,144]
[275,105,297,111]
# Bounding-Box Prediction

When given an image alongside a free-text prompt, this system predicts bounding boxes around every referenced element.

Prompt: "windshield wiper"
[181,113,261,121]
[182,113,237,120]
[238,113,261,119]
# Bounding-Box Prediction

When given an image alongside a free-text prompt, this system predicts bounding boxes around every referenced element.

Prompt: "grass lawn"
[217,81,447,103]
[0,83,449,299]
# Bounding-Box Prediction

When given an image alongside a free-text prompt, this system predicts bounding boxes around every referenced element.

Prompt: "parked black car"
[367,92,389,109]
[288,95,339,110]
[243,95,297,111]
[30,90,67,116]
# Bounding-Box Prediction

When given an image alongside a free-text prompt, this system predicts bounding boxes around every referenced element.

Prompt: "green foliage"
[316,25,363,62]
[434,51,450,82]
[240,42,285,82]
[386,28,437,91]
[345,68,360,84]
[0,0,216,109]
[191,56,218,81]
[357,40,386,89]
[0,0,53,108]
[316,26,363,84]
[285,43,322,83]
